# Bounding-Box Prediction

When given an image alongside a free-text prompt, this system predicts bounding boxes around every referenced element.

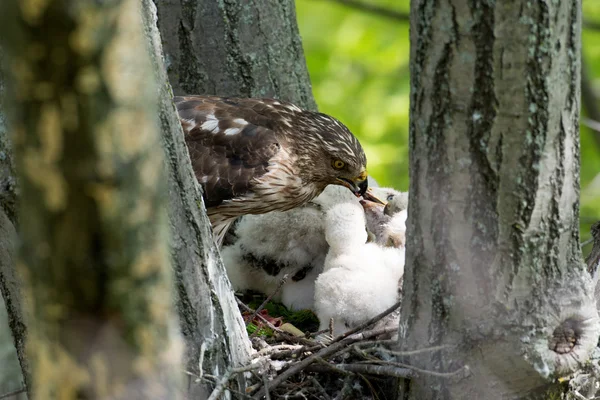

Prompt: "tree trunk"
[142,1,253,397]
[0,49,29,394]
[400,1,599,399]
[149,0,318,394]
[153,0,317,110]
[0,0,182,398]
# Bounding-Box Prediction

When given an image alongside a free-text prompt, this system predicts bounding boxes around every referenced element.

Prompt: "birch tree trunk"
[0,0,182,398]
[400,1,600,399]
[153,0,317,110]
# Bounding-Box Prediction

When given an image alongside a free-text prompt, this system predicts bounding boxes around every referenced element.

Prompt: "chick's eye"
[332,160,345,170]
[387,194,394,201]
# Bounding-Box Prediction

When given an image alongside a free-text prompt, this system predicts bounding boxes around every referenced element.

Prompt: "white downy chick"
[221,182,403,312]
[362,189,408,247]
[221,185,362,310]
[314,202,406,337]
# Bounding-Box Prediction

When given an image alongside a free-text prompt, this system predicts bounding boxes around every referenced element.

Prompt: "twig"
[334,376,354,400]
[207,361,266,400]
[183,370,254,399]
[251,326,397,398]
[309,376,333,400]
[583,238,594,247]
[367,358,467,378]
[329,317,334,338]
[362,344,450,357]
[309,363,413,378]
[0,387,27,400]
[582,56,600,152]
[570,390,588,400]
[262,375,271,400]
[585,19,600,32]
[315,0,409,22]
[237,298,317,346]
[247,274,289,325]
[253,344,304,358]
[329,300,402,345]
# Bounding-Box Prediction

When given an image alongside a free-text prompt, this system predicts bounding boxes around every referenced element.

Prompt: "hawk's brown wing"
[175,96,283,207]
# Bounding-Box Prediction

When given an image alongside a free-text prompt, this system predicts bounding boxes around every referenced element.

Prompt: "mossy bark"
[149,0,319,395]
[0,0,182,398]
[142,1,253,397]
[0,48,29,394]
[153,0,317,111]
[400,1,598,399]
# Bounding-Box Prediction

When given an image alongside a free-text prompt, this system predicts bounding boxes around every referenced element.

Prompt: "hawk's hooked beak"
[336,171,386,205]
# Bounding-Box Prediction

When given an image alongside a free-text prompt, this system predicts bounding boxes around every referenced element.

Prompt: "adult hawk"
[175,95,379,245]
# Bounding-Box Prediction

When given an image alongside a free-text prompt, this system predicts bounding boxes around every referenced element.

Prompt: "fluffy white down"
[221,185,360,310]
[221,184,406,312]
[315,202,406,335]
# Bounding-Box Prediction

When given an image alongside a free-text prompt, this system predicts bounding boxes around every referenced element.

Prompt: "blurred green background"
[296,0,600,245]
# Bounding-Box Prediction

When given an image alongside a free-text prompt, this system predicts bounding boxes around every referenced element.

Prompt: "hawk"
[175,95,380,246]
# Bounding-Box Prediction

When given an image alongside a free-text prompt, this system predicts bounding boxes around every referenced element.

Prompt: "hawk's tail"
[209,214,236,247]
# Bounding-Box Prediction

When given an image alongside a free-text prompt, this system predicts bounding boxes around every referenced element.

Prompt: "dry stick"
[308,363,413,378]
[361,344,450,357]
[184,370,254,400]
[252,326,397,399]
[0,387,27,400]
[329,300,402,346]
[207,362,265,400]
[247,274,289,326]
[366,358,466,378]
[309,376,333,400]
[318,0,409,22]
[582,237,594,247]
[252,344,304,358]
[262,375,271,400]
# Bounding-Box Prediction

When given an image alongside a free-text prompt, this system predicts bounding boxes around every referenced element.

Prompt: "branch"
[587,222,600,275]
[0,387,26,400]
[251,326,397,399]
[581,57,600,151]
[584,19,600,32]
[207,361,265,400]
[308,363,413,378]
[314,0,409,22]
[328,300,402,345]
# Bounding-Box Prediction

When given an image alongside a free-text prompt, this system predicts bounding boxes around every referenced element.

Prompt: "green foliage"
[297,0,600,245]
[248,298,320,333]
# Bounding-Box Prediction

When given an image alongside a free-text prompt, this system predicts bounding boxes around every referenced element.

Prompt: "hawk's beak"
[336,171,385,205]
[337,171,369,197]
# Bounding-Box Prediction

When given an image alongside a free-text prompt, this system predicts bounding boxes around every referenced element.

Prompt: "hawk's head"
[284,109,369,197]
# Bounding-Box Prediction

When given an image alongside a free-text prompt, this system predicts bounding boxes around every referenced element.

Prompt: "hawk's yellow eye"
[332,160,345,170]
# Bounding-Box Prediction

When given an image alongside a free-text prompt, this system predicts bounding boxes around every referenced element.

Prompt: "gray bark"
[142,1,253,397]
[153,0,317,111]
[400,1,599,399]
[0,49,28,393]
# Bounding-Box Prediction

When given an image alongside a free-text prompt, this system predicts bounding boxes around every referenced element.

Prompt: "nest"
[200,291,453,400]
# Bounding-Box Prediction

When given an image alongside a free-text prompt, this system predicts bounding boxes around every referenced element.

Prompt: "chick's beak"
[335,172,385,205]
[362,188,386,205]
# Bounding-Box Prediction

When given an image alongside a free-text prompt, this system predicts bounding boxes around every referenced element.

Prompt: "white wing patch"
[233,118,248,126]
[224,128,241,136]
[201,114,220,133]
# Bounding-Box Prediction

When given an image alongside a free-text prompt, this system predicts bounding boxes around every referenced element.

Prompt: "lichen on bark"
[401,1,598,399]
[0,0,182,397]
